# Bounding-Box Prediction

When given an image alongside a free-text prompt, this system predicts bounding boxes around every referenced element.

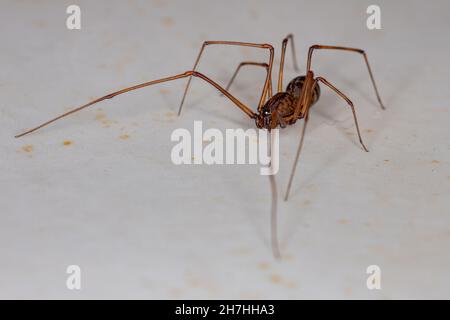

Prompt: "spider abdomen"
[286,75,321,105]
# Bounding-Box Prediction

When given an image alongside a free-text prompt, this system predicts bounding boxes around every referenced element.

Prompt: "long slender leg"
[306,45,385,110]
[316,76,369,152]
[269,161,281,259]
[284,76,369,201]
[178,41,274,116]
[284,76,318,200]
[277,34,300,93]
[15,71,255,138]
[222,61,272,102]
[269,175,280,259]
[284,109,310,201]
[220,61,273,102]
[223,60,277,258]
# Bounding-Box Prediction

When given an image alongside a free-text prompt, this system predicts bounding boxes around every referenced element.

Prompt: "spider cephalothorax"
[256,92,295,129]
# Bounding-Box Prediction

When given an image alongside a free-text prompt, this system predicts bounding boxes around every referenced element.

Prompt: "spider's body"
[256,72,321,129]
[286,75,321,105]
[15,34,385,259]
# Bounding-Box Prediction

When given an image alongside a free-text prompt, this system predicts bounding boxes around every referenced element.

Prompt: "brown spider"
[15,34,385,259]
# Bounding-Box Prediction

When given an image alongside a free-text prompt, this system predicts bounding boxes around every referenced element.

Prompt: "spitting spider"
[15,34,385,259]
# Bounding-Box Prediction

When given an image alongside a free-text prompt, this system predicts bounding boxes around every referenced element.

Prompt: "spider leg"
[284,73,318,200]
[269,164,281,259]
[277,34,300,93]
[284,75,369,201]
[284,106,310,201]
[15,71,255,138]
[316,76,369,152]
[222,61,272,99]
[178,41,275,116]
[306,45,385,110]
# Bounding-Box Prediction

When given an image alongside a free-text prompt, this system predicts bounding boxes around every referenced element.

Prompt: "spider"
[15,34,385,259]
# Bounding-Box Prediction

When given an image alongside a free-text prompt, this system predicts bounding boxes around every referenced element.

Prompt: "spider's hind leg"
[306,45,385,110]
[316,76,369,152]
[221,61,272,100]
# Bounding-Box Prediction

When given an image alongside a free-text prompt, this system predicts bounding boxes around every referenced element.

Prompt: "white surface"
[1,0,449,299]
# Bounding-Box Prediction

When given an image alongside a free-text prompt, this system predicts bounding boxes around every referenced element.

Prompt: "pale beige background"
[0,0,449,299]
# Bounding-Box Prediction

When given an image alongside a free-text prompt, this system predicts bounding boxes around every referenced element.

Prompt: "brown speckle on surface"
[95,112,116,127]
[365,128,374,133]
[165,111,175,119]
[119,134,130,140]
[32,20,48,28]
[285,281,297,289]
[384,159,390,163]
[95,113,106,121]
[303,199,311,206]
[258,262,270,271]
[270,274,282,284]
[161,16,174,27]
[159,88,171,95]
[431,160,440,164]
[21,145,33,153]
[338,218,349,225]
[344,286,353,296]
[63,140,73,146]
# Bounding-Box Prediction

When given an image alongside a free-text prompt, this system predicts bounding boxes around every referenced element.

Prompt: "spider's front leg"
[15,71,256,138]
[178,41,275,115]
